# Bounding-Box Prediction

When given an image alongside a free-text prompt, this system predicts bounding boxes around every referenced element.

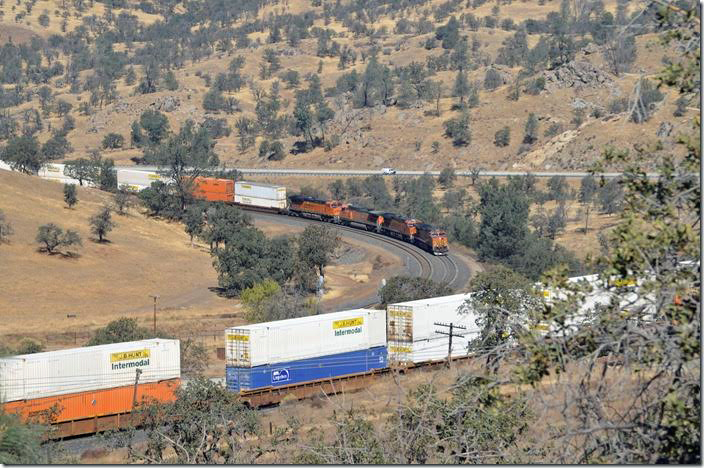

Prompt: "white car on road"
[381,167,397,175]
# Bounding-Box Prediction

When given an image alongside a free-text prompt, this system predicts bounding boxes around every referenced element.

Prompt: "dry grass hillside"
[0,170,402,351]
[0,0,693,172]
[0,169,230,345]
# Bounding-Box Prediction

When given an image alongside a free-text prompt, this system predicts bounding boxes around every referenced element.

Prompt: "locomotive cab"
[429,228,449,255]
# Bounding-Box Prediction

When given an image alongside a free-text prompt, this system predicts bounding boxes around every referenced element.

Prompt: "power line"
[434,321,467,367]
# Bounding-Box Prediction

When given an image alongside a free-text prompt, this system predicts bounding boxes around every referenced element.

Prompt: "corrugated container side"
[2,379,180,424]
[226,347,387,392]
[234,195,287,210]
[0,339,180,402]
[235,181,286,200]
[37,175,95,187]
[387,294,479,365]
[389,330,479,365]
[37,163,66,178]
[192,177,234,194]
[388,294,473,342]
[193,190,234,203]
[225,309,386,367]
[117,170,168,190]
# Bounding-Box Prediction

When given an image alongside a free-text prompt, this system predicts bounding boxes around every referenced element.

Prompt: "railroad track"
[250,211,466,303]
[54,211,467,454]
[56,352,477,455]
[438,255,460,287]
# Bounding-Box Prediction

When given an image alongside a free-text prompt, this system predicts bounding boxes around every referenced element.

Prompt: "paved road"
[116,166,661,179]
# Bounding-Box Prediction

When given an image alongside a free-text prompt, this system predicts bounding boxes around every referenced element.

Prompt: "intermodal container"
[234,194,287,210]
[37,163,66,178]
[117,169,167,192]
[387,294,480,365]
[3,379,180,425]
[0,339,180,403]
[536,274,650,334]
[235,181,286,200]
[225,309,386,368]
[191,177,234,203]
[37,163,99,186]
[226,347,387,392]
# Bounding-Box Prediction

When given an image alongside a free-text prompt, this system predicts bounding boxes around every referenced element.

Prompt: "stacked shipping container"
[192,177,234,202]
[117,170,168,191]
[387,294,480,365]
[225,309,387,392]
[0,339,180,426]
[234,181,287,210]
[34,163,95,186]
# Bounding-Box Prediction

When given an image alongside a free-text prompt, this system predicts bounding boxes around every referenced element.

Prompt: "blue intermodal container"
[226,346,388,392]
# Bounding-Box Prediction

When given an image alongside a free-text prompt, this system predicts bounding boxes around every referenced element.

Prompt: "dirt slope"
[0,0,691,172]
[0,170,232,345]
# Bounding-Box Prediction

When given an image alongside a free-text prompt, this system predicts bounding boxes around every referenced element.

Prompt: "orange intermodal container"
[191,177,234,202]
[3,378,180,426]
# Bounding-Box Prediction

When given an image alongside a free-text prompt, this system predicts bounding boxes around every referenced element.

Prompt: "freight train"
[0,163,449,255]
[1,274,651,437]
[115,170,449,256]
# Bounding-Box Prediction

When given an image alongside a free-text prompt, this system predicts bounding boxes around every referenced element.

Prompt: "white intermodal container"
[225,309,386,367]
[117,169,168,191]
[38,176,95,187]
[235,181,286,200]
[0,339,180,403]
[37,163,97,186]
[37,163,66,178]
[234,194,287,210]
[387,293,480,365]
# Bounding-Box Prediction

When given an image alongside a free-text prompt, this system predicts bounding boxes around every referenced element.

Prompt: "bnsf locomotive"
[287,195,449,255]
[115,172,450,256]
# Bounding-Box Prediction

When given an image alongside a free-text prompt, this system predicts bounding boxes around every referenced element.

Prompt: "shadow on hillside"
[208,286,235,298]
[36,248,82,259]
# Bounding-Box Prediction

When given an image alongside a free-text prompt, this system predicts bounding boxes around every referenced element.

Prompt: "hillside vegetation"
[0,0,693,172]
[0,169,230,342]
[0,170,408,350]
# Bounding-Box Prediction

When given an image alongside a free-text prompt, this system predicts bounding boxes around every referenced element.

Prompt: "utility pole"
[149,295,160,334]
[435,322,467,368]
[131,368,143,410]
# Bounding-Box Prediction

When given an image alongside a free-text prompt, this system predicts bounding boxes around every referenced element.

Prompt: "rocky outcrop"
[543,60,613,91]
[656,121,674,138]
[151,95,180,112]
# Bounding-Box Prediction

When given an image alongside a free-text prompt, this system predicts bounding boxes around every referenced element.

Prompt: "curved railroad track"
[55,217,471,454]
[249,211,470,309]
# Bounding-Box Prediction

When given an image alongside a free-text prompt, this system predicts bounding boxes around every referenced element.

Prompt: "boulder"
[543,60,613,91]
[582,42,600,55]
[656,121,674,138]
[159,96,180,112]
